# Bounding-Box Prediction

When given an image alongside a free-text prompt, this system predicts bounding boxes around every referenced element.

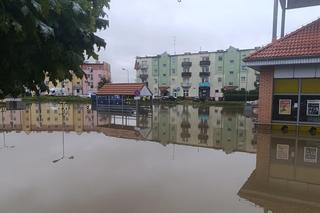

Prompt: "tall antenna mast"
[173,36,176,54]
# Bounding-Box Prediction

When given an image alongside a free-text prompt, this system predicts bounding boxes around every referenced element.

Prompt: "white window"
[218,77,222,83]
[241,77,246,82]
[183,58,190,62]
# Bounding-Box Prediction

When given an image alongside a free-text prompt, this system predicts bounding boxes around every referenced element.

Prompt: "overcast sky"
[95,0,320,83]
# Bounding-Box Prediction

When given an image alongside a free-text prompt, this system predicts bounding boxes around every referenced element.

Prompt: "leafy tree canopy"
[97,76,110,89]
[0,0,110,97]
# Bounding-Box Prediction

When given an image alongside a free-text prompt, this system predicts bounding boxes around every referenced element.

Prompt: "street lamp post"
[122,68,130,83]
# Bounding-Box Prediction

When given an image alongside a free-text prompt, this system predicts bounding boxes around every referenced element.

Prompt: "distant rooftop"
[97,83,146,96]
[136,46,257,59]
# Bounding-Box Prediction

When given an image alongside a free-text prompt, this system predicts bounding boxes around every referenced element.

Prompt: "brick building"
[245,19,320,131]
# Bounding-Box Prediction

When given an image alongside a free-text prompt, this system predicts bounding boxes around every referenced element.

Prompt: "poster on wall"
[304,147,317,163]
[307,100,320,116]
[279,99,292,115]
[276,144,290,160]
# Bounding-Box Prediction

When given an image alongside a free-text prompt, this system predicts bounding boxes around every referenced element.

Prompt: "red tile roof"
[245,18,320,61]
[97,83,145,96]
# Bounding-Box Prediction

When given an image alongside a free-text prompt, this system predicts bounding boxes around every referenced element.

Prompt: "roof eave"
[244,57,320,70]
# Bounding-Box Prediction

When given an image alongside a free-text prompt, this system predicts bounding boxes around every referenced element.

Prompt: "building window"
[241,77,246,82]
[154,69,158,73]
[183,89,189,97]
[218,77,222,83]
[202,56,209,61]
[229,82,234,86]
[230,60,234,63]
[218,56,223,61]
[183,58,190,62]
[215,89,219,93]
[163,64,167,67]
[154,79,158,83]
[172,69,176,74]
[229,71,234,74]
[163,74,166,77]
[241,66,247,71]
[218,66,223,72]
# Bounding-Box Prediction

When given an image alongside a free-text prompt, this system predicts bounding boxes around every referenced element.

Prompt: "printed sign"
[307,100,320,116]
[304,147,317,163]
[276,144,290,160]
[279,99,292,115]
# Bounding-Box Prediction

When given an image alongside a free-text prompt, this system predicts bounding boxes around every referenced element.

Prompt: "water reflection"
[239,132,320,212]
[0,103,256,154]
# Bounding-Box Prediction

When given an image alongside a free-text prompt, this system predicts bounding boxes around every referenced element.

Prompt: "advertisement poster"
[279,99,292,115]
[276,144,289,160]
[307,100,320,116]
[304,147,317,163]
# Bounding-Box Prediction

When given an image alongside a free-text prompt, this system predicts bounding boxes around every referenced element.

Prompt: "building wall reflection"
[239,133,320,212]
[0,103,256,154]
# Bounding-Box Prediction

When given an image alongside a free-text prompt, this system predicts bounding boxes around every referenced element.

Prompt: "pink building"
[80,62,111,95]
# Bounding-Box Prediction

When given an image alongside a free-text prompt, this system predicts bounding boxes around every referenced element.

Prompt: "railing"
[181,72,192,77]
[199,72,210,77]
[181,61,192,67]
[199,60,211,66]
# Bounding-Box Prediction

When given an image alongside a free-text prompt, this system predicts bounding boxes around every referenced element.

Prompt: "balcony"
[181,61,192,67]
[181,72,192,78]
[199,72,210,77]
[199,82,210,88]
[181,82,192,88]
[199,60,211,66]
[140,65,148,71]
[139,74,148,81]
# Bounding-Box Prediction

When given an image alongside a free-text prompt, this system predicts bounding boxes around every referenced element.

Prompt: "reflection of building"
[239,133,320,212]
[0,103,255,154]
[150,105,256,154]
[245,19,320,131]
[135,47,259,99]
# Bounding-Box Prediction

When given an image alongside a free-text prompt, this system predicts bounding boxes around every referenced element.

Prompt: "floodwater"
[0,103,320,213]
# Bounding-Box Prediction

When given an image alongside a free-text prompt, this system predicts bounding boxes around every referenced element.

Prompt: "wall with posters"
[272,78,320,124]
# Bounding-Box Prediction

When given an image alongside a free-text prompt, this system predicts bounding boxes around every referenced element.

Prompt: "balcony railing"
[181,72,192,77]
[139,74,148,81]
[140,65,148,71]
[181,61,192,67]
[181,82,192,88]
[199,60,211,66]
[199,72,210,77]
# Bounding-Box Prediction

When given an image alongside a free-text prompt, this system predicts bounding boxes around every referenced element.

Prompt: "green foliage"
[223,90,259,101]
[97,76,110,89]
[0,0,110,98]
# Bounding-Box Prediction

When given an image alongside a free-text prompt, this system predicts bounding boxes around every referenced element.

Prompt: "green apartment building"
[135,46,259,100]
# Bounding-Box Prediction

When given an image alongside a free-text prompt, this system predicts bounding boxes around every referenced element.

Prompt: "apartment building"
[45,62,111,96]
[135,46,259,100]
